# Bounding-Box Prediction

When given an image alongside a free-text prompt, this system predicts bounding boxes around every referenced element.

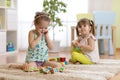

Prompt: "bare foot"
[24,62,39,72]
[24,63,30,71]
[69,58,72,63]
[74,61,80,65]
[37,66,42,70]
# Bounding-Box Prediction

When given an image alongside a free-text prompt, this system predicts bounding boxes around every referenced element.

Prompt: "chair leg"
[108,39,114,56]
[99,39,105,55]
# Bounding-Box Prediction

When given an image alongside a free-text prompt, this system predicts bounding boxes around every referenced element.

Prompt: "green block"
[40,69,44,73]
[59,67,64,72]
[75,47,79,51]
[57,57,60,62]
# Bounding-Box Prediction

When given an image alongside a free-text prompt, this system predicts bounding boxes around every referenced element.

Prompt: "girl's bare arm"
[28,30,42,49]
[45,33,54,50]
[77,37,95,52]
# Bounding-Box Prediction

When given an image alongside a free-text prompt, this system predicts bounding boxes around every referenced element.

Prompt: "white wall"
[88,0,112,13]
[18,0,43,50]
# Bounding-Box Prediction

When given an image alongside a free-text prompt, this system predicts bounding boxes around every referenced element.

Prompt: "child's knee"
[29,62,37,67]
[24,62,37,69]
[71,52,78,63]
[72,52,79,58]
[8,63,24,70]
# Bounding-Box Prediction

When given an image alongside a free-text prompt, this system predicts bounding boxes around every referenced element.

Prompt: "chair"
[93,11,115,55]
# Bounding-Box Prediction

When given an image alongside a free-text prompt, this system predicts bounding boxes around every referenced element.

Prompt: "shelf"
[0,6,16,10]
[7,29,18,32]
[7,31,17,50]
[0,50,18,56]
[0,0,17,9]
[6,50,18,54]
[0,6,6,9]
[0,29,6,32]
[0,0,5,7]
[0,9,6,30]
[6,9,17,30]
[0,31,6,53]
[0,0,18,55]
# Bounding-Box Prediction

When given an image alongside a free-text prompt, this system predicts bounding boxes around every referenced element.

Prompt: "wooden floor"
[1,49,120,80]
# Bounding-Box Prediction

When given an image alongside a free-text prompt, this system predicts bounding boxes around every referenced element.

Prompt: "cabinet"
[0,0,18,55]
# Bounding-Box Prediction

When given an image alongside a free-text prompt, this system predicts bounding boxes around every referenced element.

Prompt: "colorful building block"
[59,67,64,72]
[60,57,66,62]
[49,58,57,61]
[75,47,80,51]
[64,61,69,65]
[57,57,60,62]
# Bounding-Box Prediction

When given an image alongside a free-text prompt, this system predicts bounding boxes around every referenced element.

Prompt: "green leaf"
[43,0,67,27]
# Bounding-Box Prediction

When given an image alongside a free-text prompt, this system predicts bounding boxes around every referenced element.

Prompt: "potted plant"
[43,0,67,52]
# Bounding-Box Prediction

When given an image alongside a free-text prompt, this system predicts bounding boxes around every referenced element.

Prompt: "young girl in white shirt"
[71,18,99,64]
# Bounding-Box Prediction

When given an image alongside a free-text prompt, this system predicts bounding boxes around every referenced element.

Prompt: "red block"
[60,57,66,62]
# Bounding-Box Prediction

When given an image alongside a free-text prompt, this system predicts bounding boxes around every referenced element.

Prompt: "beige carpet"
[0,59,120,80]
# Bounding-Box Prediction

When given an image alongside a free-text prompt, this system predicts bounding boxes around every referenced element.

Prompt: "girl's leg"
[71,46,81,63]
[71,45,82,63]
[72,51,93,64]
[43,61,62,68]
[71,46,93,64]
[8,63,24,70]
[24,62,37,71]
[24,63,29,71]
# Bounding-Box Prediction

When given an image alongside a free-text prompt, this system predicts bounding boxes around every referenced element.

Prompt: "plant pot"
[49,40,60,53]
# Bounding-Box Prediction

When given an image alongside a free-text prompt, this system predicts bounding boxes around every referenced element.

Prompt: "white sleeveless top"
[79,33,100,63]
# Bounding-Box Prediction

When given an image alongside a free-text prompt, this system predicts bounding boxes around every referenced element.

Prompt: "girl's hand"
[72,41,78,47]
[78,36,82,42]
[72,40,82,48]
[76,42,82,48]
[36,29,42,36]
[43,28,48,35]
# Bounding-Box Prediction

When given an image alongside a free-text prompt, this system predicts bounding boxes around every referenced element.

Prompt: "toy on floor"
[39,66,64,74]
[49,58,57,61]
[75,46,80,51]
[49,57,69,66]
[40,67,50,74]
[60,57,66,62]
[74,46,83,53]
[59,67,64,72]
[24,67,39,72]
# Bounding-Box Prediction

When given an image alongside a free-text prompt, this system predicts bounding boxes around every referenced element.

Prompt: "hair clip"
[35,15,41,20]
